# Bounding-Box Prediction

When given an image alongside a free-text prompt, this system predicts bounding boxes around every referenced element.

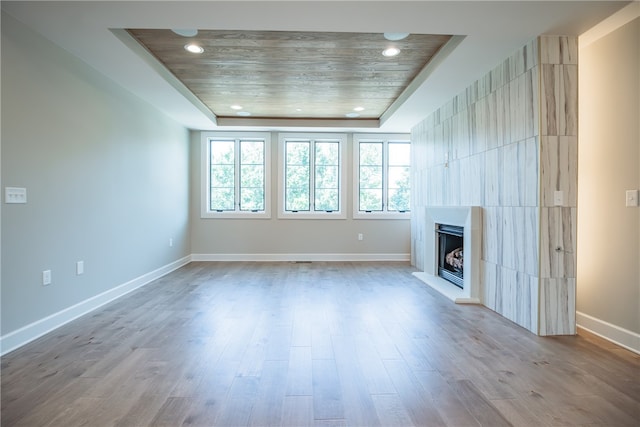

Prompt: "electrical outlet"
[169,238,173,247]
[42,270,52,286]
[76,261,84,275]
[358,233,364,241]
[626,190,639,207]
[5,187,27,204]
[553,190,564,206]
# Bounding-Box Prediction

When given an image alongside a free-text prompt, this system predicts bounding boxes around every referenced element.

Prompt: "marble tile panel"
[525,69,538,138]
[502,142,521,206]
[474,98,488,154]
[499,266,518,324]
[524,38,538,71]
[539,278,576,335]
[484,148,501,206]
[524,207,539,277]
[501,207,527,271]
[509,46,527,79]
[524,137,539,207]
[485,91,499,151]
[540,135,578,207]
[541,36,578,65]
[559,65,578,136]
[490,61,505,92]
[540,35,560,65]
[495,86,511,147]
[539,207,577,279]
[482,261,498,311]
[445,160,461,206]
[509,73,527,142]
[482,207,503,265]
[540,64,559,136]
[515,272,536,332]
[528,275,540,334]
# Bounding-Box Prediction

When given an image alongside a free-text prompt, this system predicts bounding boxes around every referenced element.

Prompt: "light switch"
[626,190,639,207]
[5,187,27,204]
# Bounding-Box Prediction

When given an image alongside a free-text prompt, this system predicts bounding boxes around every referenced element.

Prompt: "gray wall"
[577,17,639,336]
[190,131,410,258]
[1,13,191,336]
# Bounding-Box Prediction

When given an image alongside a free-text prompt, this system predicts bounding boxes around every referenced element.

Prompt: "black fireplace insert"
[436,224,464,288]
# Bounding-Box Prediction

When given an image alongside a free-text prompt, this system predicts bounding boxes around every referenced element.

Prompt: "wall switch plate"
[169,238,173,247]
[5,187,27,204]
[76,261,84,275]
[626,189,639,207]
[42,270,52,286]
[554,190,564,206]
[358,233,364,241]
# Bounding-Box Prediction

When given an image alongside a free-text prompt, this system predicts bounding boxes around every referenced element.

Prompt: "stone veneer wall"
[411,36,577,335]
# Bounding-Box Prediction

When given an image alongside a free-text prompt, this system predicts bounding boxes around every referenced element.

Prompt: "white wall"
[189,131,411,260]
[577,7,639,351]
[1,13,191,350]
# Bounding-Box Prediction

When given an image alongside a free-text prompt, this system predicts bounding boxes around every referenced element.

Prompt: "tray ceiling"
[126,29,453,124]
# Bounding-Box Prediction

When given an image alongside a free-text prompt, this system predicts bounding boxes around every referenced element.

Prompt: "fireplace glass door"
[436,224,464,288]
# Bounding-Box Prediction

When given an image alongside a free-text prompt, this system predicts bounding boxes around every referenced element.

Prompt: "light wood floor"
[2,262,639,426]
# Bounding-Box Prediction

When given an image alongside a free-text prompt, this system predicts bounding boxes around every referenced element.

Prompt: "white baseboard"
[576,311,640,355]
[191,253,410,262]
[0,255,191,356]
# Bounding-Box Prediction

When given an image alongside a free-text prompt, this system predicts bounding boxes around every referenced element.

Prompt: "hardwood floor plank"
[311,358,345,421]
[383,358,448,426]
[286,346,313,396]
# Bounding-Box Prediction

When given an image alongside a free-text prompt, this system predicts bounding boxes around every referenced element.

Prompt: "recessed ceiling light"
[172,29,198,37]
[353,106,365,112]
[382,47,401,57]
[231,105,243,110]
[345,112,360,118]
[184,43,204,54]
[237,111,251,116]
[384,32,409,41]
[295,108,303,112]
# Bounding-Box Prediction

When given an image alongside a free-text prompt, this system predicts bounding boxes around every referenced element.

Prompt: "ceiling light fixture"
[382,47,401,57]
[345,112,360,118]
[353,106,365,112]
[184,43,204,54]
[384,32,409,41]
[172,29,198,37]
[237,111,251,116]
[230,105,243,110]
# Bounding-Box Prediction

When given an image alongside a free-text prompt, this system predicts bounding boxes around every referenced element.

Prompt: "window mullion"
[235,139,241,211]
[382,141,389,212]
[310,139,316,211]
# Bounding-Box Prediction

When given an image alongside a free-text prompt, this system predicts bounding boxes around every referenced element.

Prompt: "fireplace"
[437,224,464,288]
[413,206,482,304]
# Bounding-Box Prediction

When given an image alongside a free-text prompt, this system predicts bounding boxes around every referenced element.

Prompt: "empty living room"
[2,1,638,426]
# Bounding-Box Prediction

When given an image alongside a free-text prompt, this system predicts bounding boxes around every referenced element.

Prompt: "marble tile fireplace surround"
[413,206,482,304]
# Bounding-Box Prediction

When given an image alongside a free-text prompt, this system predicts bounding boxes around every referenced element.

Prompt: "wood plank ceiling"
[126,29,453,122]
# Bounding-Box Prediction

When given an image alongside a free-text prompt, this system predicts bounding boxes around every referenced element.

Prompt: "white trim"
[0,256,191,356]
[191,253,410,262]
[576,311,640,355]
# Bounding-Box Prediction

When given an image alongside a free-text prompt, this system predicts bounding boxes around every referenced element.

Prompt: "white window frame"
[353,133,411,219]
[278,133,347,219]
[201,131,271,219]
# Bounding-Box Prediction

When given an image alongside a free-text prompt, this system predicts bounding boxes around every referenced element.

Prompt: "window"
[201,132,271,218]
[278,133,347,219]
[354,134,410,218]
